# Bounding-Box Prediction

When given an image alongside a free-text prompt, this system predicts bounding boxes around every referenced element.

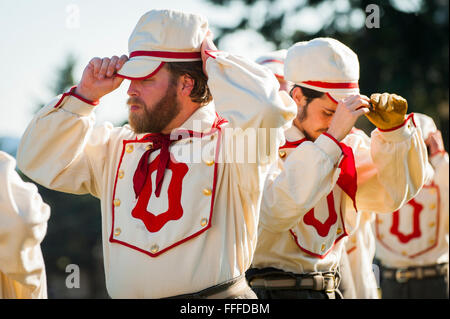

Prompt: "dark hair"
[165,61,212,106]
[289,84,325,105]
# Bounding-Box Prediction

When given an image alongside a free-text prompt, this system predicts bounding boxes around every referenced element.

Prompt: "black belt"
[247,267,339,294]
[165,274,250,299]
[382,263,448,283]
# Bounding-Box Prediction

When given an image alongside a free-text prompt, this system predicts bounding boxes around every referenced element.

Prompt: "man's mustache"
[127,97,146,108]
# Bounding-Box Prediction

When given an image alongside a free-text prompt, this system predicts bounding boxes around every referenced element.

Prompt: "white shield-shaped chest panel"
[109,129,221,257]
[375,184,440,258]
[278,145,348,258]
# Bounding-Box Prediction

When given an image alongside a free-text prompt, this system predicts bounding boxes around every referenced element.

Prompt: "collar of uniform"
[284,124,305,143]
[135,102,217,141]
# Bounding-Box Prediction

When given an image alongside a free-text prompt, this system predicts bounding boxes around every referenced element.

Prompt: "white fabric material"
[284,38,360,101]
[252,122,427,274]
[17,52,297,298]
[375,152,449,268]
[118,9,208,79]
[345,211,379,299]
[255,49,287,78]
[0,151,49,299]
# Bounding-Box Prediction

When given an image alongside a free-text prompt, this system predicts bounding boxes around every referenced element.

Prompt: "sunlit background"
[0,0,447,298]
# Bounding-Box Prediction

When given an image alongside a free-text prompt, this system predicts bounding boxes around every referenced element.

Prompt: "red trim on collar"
[302,81,359,89]
[130,51,201,60]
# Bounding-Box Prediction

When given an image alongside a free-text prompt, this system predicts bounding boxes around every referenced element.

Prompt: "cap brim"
[328,89,360,103]
[116,57,165,80]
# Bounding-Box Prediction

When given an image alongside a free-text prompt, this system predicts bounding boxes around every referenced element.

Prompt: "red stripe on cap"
[130,51,201,59]
[260,59,284,65]
[116,62,166,80]
[302,81,359,89]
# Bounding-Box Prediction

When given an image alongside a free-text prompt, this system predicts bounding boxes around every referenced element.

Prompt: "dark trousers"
[381,275,448,299]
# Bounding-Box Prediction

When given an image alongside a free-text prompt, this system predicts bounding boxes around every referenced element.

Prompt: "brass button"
[321,244,326,252]
[200,218,208,227]
[126,144,134,153]
[150,244,159,254]
[352,237,357,244]
[429,188,436,194]
[336,228,342,235]
[203,188,212,196]
[429,203,436,210]
[114,228,121,236]
[205,159,215,166]
[210,134,216,141]
[401,251,407,256]
[407,124,411,129]
[146,142,154,150]
[377,219,383,224]
[429,221,436,228]
[113,199,121,207]
[118,169,124,179]
[429,238,435,245]
[379,234,384,239]
[279,150,286,158]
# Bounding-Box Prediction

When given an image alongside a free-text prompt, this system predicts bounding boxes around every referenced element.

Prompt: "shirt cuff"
[315,133,343,165]
[376,113,416,142]
[430,151,447,167]
[54,86,99,116]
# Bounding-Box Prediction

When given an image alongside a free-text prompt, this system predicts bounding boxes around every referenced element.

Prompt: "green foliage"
[206,0,449,148]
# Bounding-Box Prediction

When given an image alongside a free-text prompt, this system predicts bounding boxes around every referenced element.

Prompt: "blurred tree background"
[208,0,449,148]
[6,0,448,299]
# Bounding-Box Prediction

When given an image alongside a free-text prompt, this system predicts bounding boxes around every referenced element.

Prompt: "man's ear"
[291,86,306,107]
[179,74,195,97]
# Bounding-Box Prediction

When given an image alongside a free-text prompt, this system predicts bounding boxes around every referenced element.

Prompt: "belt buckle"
[323,274,335,293]
[395,269,409,283]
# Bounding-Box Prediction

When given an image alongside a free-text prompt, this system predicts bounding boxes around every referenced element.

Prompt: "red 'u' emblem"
[303,192,338,237]
[390,198,423,243]
[131,155,189,233]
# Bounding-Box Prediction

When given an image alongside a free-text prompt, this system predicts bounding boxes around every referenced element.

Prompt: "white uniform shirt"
[345,211,379,298]
[375,152,449,268]
[16,52,297,298]
[0,151,49,298]
[252,122,427,274]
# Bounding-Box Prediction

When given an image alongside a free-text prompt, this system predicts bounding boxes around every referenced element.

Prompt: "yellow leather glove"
[364,93,408,130]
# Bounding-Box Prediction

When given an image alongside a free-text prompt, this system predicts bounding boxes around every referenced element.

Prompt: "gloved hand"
[364,93,408,130]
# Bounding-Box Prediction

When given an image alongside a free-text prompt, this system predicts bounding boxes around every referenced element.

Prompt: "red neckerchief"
[133,114,227,199]
[280,135,358,211]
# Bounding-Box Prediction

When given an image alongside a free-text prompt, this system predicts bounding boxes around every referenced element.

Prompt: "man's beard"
[297,103,327,141]
[127,84,181,134]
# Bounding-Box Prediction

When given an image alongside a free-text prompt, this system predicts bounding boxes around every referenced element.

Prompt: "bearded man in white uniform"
[247,38,428,299]
[16,9,296,298]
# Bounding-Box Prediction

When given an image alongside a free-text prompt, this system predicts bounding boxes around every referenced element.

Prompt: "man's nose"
[127,81,139,96]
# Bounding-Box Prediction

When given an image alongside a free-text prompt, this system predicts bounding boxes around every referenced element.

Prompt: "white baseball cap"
[414,113,437,140]
[285,38,360,102]
[117,9,209,80]
[255,49,287,79]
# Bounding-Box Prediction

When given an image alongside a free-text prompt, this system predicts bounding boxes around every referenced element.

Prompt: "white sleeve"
[260,133,343,231]
[205,51,297,192]
[350,115,428,213]
[0,151,50,298]
[16,88,117,197]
